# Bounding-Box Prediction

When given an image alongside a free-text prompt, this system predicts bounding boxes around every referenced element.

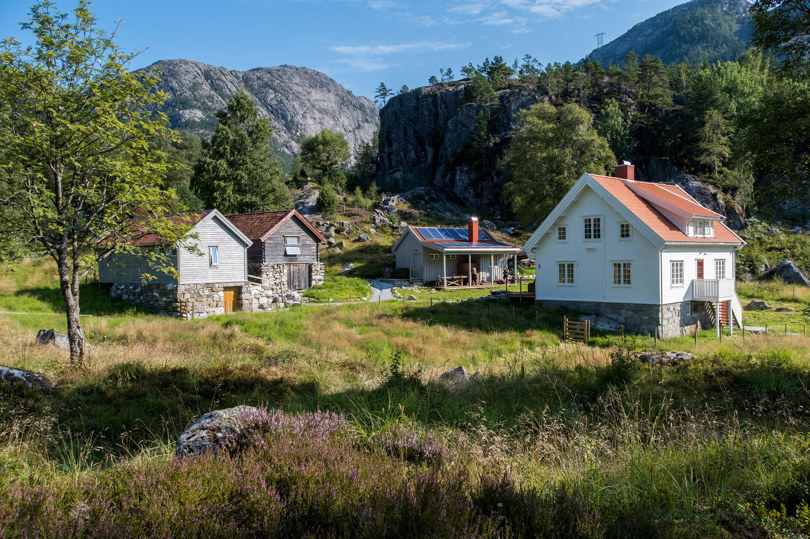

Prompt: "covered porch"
[428,249,522,289]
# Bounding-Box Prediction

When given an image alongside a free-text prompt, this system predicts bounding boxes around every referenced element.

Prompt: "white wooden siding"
[178,215,247,284]
[394,230,422,278]
[533,186,660,304]
[660,246,736,303]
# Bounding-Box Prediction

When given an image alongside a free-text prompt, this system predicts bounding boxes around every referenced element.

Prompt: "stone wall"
[537,299,714,339]
[311,263,325,286]
[109,283,178,316]
[248,262,325,290]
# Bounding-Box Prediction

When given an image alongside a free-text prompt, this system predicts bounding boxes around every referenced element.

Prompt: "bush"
[316,183,338,215]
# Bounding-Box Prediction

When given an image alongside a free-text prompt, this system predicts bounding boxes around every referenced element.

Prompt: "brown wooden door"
[223,286,240,313]
[696,259,704,280]
[287,264,309,290]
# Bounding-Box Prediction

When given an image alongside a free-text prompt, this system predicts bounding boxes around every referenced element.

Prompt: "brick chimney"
[468,217,479,243]
[614,162,635,180]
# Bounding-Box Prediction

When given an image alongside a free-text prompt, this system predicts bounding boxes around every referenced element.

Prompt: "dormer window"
[690,220,714,238]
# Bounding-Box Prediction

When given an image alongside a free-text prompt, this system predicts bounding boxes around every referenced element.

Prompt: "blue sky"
[0,0,686,101]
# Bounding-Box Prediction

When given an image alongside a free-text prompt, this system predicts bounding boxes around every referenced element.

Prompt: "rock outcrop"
[0,366,53,391]
[141,60,379,157]
[176,405,259,457]
[35,329,69,349]
[585,0,752,66]
[762,259,810,286]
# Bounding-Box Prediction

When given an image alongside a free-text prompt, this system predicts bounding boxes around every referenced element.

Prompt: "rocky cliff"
[586,0,752,66]
[142,60,379,156]
[378,82,545,212]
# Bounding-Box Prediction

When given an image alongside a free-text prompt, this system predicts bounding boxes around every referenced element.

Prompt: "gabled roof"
[227,209,325,243]
[523,173,744,253]
[392,225,520,253]
[125,209,252,248]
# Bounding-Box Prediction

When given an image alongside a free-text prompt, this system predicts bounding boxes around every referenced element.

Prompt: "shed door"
[223,287,241,313]
[287,264,309,290]
[412,252,421,279]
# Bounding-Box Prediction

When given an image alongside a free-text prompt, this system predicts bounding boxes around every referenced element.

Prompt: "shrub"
[316,183,338,214]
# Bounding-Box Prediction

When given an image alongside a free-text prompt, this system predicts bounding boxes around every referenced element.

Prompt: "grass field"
[2,258,810,536]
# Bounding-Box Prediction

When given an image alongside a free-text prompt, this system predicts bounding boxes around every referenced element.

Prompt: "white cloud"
[329,40,471,72]
[448,2,490,16]
[499,0,603,18]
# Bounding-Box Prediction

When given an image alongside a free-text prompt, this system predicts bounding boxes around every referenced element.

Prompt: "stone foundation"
[248,262,325,291]
[537,299,714,339]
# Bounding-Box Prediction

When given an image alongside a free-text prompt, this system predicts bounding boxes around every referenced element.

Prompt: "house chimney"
[468,217,479,243]
[614,161,635,180]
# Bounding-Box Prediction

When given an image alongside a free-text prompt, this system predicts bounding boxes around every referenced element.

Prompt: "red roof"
[589,175,743,244]
[227,210,325,243]
[129,210,212,245]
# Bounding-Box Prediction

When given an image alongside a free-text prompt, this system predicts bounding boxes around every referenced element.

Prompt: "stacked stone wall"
[109,283,178,316]
[311,263,325,286]
[537,300,711,338]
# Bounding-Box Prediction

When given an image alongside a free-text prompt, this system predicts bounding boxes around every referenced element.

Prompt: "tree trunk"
[56,250,85,364]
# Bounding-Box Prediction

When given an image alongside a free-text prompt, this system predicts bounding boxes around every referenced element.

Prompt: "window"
[209,246,219,267]
[557,262,575,285]
[447,254,457,260]
[691,220,714,237]
[715,259,726,280]
[671,260,684,286]
[696,259,704,280]
[613,262,632,285]
[584,217,601,239]
[284,236,300,246]
[619,223,631,239]
[557,226,567,241]
[428,253,440,260]
[164,246,177,256]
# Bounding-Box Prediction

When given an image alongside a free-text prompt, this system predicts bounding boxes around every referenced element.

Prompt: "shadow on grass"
[14,283,144,316]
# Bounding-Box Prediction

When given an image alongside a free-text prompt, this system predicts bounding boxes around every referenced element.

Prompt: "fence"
[563,316,590,344]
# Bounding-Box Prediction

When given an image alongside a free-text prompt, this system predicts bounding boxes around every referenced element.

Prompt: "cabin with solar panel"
[391,218,521,287]
[522,164,746,339]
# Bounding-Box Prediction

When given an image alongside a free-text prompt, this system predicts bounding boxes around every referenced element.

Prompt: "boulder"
[341,262,355,274]
[176,405,259,457]
[745,299,772,311]
[35,329,70,349]
[439,366,469,387]
[407,295,417,301]
[762,259,810,286]
[357,234,370,242]
[0,366,53,391]
[283,291,302,304]
[636,351,694,366]
[327,237,336,246]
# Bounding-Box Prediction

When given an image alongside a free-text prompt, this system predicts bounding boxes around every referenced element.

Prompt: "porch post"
[514,254,518,283]
[442,254,447,289]
[715,300,720,338]
[490,254,494,285]
[467,254,472,287]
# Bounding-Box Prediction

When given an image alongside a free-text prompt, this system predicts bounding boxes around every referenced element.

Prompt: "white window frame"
[209,246,219,267]
[447,254,457,260]
[671,260,684,287]
[583,216,602,240]
[427,253,440,260]
[557,261,575,285]
[284,235,300,246]
[691,219,715,238]
[557,226,567,242]
[612,261,632,286]
[619,222,631,240]
[715,258,726,280]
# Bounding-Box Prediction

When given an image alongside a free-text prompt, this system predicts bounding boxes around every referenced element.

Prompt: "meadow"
[2,257,810,536]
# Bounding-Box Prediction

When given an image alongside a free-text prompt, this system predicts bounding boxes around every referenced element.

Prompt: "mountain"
[141,60,379,157]
[586,0,753,66]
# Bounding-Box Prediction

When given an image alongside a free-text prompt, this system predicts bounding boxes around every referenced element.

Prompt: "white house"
[99,209,253,317]
[392,218,521,286]
[522,165,745,338]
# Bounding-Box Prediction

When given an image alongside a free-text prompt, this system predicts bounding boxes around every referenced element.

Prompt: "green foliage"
[594,99,636,161]
[366,181,379,203]
[0,0,190,363]
[751,0,810,76]
[503,103,616,227]
[151,130,204,210]
[299,129,351,177]
[374,82,391,107]
[695,108,731,180]
[302,276,371,301]
[348,131,378,190]
[316,183,339,215]
[191,91,291,214]
[327,168,348,191]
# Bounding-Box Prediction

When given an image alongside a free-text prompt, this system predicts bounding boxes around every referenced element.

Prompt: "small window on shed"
[209,246,218,267]
[284,236,300,246]
[428,253,440,260]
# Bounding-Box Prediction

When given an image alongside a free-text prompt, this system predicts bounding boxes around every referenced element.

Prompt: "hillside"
[586,0,753,66]
[141,60,379,156]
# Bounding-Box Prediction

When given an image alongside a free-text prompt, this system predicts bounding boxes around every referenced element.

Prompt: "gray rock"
[762,259,810,286]
[636,351,694,366]
[0,366,53,391]
[35,329,69,349]
[407,295,417,301]
[341,262,355,274]
[745,299,772,311]
[775,307,795,312]
[327,237,336,246]
[481,219,497,231]
[284,291,303,304]
[337,240,346,249]
[357,234,370,242]
[176,405,259,457]
[140,60,379,159]
[439,366,469,387]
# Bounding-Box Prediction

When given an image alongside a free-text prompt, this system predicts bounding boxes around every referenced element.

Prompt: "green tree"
[751,0,810,75]
[316,182,338,215]
[503,103,616,227]
[428,75,439,86]
[191,91,291,214]
[348,130,378,190]
[595,99,636,161]
[299,129,351,178]
[0,1,191,363]
[398,84,410,94]
[374,82,392,106]
[695,109,731,181]
[152,131,204,210]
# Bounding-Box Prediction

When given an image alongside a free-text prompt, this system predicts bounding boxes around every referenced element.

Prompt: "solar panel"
[435,241,514,249]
